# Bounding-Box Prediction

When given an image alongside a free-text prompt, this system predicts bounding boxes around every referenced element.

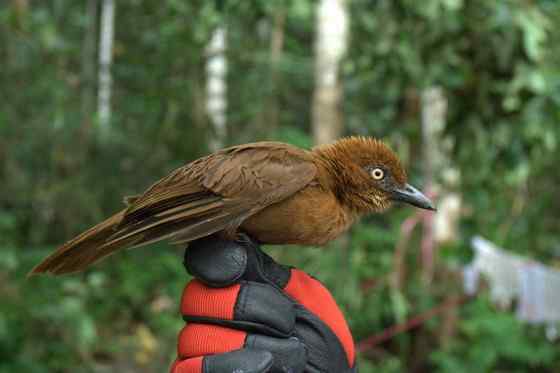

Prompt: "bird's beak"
[391,184,436,211]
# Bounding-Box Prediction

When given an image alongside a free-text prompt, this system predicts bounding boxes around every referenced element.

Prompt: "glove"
[170,235,357,373]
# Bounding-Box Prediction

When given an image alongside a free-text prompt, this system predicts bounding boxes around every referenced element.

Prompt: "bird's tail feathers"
[29,210,127,276]
[29,197,245,276]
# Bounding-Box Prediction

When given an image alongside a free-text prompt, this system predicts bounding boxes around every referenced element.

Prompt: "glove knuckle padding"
[185,236,247,287]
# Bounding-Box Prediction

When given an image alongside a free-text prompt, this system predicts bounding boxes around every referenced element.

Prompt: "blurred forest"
[2,0,560,372]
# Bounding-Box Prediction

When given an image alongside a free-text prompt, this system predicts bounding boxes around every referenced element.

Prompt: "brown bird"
[30,136,435,276]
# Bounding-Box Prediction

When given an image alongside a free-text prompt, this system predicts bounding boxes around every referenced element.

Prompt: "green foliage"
[431,297,558,372]
[0,245,186,372]
[1,0,560,371]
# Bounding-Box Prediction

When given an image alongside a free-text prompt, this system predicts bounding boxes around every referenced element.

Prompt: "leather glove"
[170,235,357,373]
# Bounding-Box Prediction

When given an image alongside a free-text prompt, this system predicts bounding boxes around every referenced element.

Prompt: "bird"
[30,136,435,276]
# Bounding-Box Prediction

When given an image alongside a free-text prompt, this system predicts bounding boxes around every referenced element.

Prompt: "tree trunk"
[12,0,28,26]
[259,7,286,138]
[206,27,228,151]
[421,87,462,281]
[81,0,98,137]
[420,87,445,285]
[311,0,349,145]
[98,0,115,132]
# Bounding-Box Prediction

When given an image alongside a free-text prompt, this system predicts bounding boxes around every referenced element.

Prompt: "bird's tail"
[29,209,131,276]
[29,192,245,276]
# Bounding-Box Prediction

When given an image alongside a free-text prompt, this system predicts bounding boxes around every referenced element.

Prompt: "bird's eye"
[371,168,385,180]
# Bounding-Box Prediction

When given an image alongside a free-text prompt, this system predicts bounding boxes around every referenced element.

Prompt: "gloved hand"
[170,235,357,373]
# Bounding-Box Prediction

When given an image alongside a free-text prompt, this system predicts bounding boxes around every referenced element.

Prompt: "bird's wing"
[30,142,317,275]
[110,142,318,247]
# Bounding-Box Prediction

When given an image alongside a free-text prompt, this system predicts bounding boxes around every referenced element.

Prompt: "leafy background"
[1,0,560,372]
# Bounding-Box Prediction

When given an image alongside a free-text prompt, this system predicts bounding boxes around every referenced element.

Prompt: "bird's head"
[313,136,436,214]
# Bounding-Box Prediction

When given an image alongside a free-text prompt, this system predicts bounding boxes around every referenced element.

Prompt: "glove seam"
[202,356,210,373]
[183,316,292,339]
[236,281,250,320]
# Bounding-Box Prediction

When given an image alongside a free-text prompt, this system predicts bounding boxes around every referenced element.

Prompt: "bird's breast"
[240,185,357,245]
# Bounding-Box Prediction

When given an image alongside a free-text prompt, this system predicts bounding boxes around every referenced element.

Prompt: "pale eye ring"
[371,168,385,180]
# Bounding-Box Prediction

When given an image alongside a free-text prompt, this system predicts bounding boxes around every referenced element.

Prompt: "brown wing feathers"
[30,143,317,275]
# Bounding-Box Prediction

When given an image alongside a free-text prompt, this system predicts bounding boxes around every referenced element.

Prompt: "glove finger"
[182,280,295,337]
[185,236,247,287]
[178,324,247,359]
[176,324,306,373]
[171,349,273,373]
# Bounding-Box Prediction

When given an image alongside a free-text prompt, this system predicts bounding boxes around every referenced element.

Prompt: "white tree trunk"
[206,27,227,151]
[82,0,98,127]
[421,87,461,284]
[312,0,349,145]
[421,87,461,245]
[98,0,115,131]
